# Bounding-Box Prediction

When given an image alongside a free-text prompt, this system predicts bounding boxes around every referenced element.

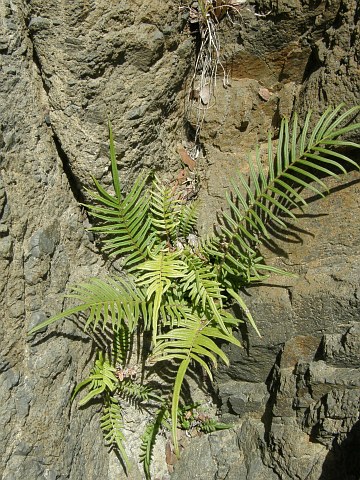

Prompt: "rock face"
[0,0,359,480]
[0,1,191,479]
[173,325,360,480]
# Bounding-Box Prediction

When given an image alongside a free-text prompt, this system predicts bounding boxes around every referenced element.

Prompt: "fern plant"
[29,104,360,478]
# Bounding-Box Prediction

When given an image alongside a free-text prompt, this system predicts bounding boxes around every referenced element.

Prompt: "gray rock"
[172,420,279,480]
[219,380,268,416]
[322,323,360,368]
[28,17,51,33]
[27,225,59,259]
[0,235,13,258]
[1,0,359,479]
[171,435,217,480]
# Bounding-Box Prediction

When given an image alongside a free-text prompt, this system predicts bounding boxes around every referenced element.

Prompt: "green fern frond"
[140,406,169,480]
[86,172,154,267]
[152,313,240,455]
[219,105,360,279]
[70,277,148,332]
[83,122,154,267]
[150,178,180,242]
[29,277,150,335]
[72,352,118,406]
[136,251,188,342]
[178,201,199,238]
[101,393,129,469]
[153,314,240,374]
[27,107,360,480]
[182,253,228,333]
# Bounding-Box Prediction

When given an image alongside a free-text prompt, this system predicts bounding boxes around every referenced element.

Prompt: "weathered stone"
[263,326,360,479]
[322,323,360,367]
[172,420,278,480]
[27,225,59,259]
[219,380,268,416]
[1,0,359,479]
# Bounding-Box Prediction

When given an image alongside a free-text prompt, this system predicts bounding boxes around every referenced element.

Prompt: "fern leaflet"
[136,252,188,342]
[101,393,129,469]
[150,178,180,243]
[72,352,118,406]
[182,253,228,333]
[178,201,199,238]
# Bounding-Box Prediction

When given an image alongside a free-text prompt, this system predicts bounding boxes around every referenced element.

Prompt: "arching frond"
[85,123,153,267]
[152,313,240,455]
[29,276,148,335]
[218,104,360,279]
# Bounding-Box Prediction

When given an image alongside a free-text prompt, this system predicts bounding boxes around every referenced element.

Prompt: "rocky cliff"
[0,0,359,479]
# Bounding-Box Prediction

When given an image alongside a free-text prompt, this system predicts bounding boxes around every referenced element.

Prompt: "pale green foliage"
[71,352,118,406]
[140,406,169,480]
[29,105,360,477]
[101,394,128,467]
[137,251,188,344]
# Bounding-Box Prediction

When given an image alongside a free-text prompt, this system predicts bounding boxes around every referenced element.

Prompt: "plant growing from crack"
[29,104,360,478]
[182,0,246,145]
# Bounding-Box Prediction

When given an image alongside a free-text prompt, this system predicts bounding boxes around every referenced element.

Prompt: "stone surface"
[0,1,110,477]
[175,326,360,479]
[0,0,191,478]
[172,421,279,480]
[1,0,359,479]
[264,327,360,479]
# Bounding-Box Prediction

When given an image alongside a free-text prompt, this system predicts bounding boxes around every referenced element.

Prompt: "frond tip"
[152,312,241,456]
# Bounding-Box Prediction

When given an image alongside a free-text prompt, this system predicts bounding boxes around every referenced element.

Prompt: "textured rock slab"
[171,420,278,480]
[266,328,360,479]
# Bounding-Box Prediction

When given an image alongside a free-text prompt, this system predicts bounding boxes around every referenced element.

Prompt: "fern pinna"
[29,105,360,477]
